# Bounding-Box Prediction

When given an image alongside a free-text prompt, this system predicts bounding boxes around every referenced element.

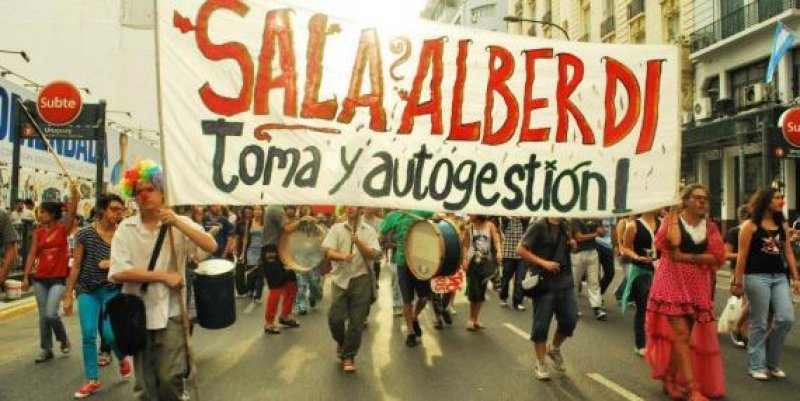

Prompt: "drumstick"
[168,228,202,401]
[350,207,360,254]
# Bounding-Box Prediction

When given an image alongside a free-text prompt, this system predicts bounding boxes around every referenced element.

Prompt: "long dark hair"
[749,187,785,228]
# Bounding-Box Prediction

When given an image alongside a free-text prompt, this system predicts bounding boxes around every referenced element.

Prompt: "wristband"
[731,283,741,287]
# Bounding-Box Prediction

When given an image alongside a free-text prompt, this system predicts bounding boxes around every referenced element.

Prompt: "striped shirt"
[75,226,120,293]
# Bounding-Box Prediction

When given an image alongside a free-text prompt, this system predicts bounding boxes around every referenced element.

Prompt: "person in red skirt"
[645,184,726,401]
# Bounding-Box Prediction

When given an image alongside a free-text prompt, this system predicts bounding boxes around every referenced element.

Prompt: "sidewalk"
[0,292,36,322]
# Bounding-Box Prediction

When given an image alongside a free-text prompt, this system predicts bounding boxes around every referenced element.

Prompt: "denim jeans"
[294,268,322,313]
[744,273,795,373]
[32,278,69,351]
[597,246,615,295]
[499,258,525,305]
[77,287,122,380]
[389,263,403,308]
[630,273,652,349]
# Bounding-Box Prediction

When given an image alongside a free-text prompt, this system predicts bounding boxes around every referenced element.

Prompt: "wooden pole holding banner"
[15,98,76,184]
[152,1,200,400]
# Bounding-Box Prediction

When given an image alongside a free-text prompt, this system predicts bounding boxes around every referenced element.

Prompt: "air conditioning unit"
[739,83,768,107]
[693,97,713,120]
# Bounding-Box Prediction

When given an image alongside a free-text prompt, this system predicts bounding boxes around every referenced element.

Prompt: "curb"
[0,298,37,321]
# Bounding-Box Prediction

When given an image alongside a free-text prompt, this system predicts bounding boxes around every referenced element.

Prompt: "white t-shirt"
[109,215,211,330]
[322,220,380,290]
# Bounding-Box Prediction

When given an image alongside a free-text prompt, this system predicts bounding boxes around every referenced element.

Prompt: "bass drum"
[278,221,328,273]
[405,220,462,281]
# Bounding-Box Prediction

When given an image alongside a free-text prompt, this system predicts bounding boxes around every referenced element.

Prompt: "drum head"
[405,220,443,281]
[279,222,327,273]
[196,258,235,276]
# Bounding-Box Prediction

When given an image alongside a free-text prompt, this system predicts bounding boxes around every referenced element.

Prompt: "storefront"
[682,104,787,230]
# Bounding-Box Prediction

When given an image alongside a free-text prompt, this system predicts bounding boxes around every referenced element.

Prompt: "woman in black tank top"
[732,188,800,380]
[620,210,659,356]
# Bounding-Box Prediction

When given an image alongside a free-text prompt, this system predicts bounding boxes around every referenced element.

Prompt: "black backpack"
[105,225,169,356]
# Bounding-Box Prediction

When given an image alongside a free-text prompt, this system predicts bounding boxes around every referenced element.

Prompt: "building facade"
[686,1,800,225]
[423,0,510,31]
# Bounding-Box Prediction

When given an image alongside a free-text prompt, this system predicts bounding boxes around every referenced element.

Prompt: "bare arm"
[733,222,755,287]
[0,242,16,285]
[782,222,800,282]
[169,213,217,253]
[63,183,80,235]
[490,222,502,262]
[64,242,83,298]
[620,221,641,261]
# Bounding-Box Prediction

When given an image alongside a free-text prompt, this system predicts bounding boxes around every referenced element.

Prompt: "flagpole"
[152,2,200,401]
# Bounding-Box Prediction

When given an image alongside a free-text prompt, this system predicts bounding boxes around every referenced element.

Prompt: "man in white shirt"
[109,161,216,400]
[322,206,380,373]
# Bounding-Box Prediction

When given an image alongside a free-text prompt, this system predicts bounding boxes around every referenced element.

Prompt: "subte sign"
[36,81,83,126]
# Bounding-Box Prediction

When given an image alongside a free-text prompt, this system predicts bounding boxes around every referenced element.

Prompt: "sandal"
[661,375,686,400]
[687,383,708,401]
[278,318,300,328]
[466,321,478,331]
[264,326,281,335]
[98,353,112,367]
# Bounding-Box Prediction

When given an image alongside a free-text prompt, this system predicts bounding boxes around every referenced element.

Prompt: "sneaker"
[750,371,769,381]
[74,381,102,398]
[405,334,418,348]
[730,331,746,349]
[514,303,526,311]
[534,362,551,381]
[119,358,132,379]
[546,346,566,372]
[499,300,509,307]
[253,298,262,305]
[412,320,422,337]
[768,368,786,378]
[297,309,307,316]
[61,341,71,354]
[634,348,646,357]
[342,359,356,372]
[34,350,54,363]
[593,308,608,321]
[336,344,344,359]
[576,311,583,318]
[447,305,457,315]
[310,298,317,308]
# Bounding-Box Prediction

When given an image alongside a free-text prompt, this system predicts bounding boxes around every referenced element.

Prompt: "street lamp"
[0,50,30,62]
[503,16,570,41]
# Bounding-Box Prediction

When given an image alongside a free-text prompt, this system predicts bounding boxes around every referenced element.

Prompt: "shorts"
[397,264,431,304]
[465,267,487,303]
[530,287,578,343]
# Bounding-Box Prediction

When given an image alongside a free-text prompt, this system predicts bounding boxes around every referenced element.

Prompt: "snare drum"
[278,221,328,273]
[405,220,462,281]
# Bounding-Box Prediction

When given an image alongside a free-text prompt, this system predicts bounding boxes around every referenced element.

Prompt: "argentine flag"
[766,22,795,84]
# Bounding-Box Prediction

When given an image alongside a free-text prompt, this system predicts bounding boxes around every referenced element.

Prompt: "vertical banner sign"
[157,0,681,217]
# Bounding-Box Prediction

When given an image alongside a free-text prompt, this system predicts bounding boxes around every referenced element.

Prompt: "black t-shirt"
[745,226,786,275]
[572,219,598,252]
[521,219,573,291]
[725,226,741,271]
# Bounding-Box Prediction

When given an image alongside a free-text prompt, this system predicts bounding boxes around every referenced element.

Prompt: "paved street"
[0,268,798,401]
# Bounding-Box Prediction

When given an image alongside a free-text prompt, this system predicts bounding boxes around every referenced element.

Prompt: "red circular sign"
[36,81,83,126]
[781,107,800,148]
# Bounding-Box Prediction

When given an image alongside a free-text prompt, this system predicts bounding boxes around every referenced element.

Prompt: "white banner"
[157,0,681,217]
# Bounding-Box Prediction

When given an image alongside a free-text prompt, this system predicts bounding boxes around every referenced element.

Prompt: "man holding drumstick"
[322,206,381,372]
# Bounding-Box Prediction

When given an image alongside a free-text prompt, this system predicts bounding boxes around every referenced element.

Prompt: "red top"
[34,224,70,279]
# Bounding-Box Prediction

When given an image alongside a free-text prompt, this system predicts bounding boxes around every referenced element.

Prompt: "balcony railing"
[691,0,800,53]
[601,15,615,37]
[628,0,645,20]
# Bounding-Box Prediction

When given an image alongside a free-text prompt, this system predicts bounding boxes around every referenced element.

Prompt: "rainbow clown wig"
[119,159,164,200]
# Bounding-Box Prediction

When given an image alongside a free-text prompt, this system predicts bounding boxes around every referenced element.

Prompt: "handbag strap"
[141,225,170,293]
